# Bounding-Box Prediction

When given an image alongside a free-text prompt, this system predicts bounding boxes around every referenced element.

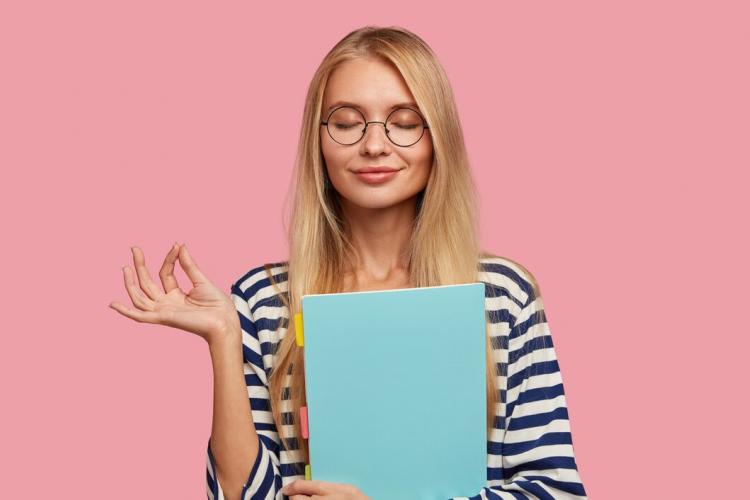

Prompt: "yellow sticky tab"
[294,312,304,347]
[305,463,311,480]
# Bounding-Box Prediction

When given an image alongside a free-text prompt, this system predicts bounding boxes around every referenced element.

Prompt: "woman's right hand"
[109,242,241,346]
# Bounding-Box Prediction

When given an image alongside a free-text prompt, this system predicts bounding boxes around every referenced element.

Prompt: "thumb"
[177,244,209,285]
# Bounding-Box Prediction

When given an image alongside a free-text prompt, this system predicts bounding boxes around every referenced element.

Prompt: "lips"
[353,169,401,184]
[354,166,400,173]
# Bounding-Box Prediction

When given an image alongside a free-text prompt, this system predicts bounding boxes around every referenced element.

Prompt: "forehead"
[322,57,417,114]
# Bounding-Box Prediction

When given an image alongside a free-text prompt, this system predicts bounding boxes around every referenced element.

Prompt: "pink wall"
[2,1,747,498]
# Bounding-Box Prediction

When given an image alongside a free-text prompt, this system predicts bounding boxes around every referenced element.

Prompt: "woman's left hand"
[280,479,371,499]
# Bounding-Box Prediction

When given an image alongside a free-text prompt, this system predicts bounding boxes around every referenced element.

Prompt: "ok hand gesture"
[109,243,240,346]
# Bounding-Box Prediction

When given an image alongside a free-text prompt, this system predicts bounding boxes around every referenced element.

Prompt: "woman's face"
[320,57,433,211]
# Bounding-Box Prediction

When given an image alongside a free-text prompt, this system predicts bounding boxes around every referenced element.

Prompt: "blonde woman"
[110,26,587,500]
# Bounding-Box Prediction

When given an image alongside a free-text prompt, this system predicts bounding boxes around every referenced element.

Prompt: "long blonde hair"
[265,25,534,470]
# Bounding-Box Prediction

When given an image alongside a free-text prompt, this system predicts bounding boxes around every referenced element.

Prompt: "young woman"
[110,26,587,500]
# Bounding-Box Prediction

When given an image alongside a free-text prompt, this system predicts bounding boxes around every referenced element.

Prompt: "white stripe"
[508,322,552,353]
[485,294,523,326]
[236,264,287,294]
[506,443,577,466]
[253,304,287,324]
[506,343,557,379]
[247,279,289,312]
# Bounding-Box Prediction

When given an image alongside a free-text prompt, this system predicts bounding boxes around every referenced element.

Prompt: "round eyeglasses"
[320,105,430,147]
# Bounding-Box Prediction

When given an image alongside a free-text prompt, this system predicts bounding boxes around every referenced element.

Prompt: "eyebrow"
[324,100,419,114]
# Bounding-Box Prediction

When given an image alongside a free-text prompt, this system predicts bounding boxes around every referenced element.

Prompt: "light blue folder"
[300,282,487,500]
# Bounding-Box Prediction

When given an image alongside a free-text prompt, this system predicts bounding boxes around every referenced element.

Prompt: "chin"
[341,190,419,210]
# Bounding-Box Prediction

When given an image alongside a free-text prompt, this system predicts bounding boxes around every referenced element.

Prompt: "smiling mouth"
[353,169,401,184]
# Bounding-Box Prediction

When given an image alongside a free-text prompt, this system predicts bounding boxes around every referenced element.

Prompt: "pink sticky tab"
[300,406,309,439]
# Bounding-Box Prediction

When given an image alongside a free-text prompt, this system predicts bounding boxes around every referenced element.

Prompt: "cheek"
[410,134,434,165]
[410,143,434,171]
[321,138,346,171]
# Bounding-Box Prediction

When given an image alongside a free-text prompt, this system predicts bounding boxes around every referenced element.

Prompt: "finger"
[177,244,209,286]
[123,265,154,311]
[108,301,161,324]
[131,246,165,301]
[158,242,183,293]
[282,480,330,496]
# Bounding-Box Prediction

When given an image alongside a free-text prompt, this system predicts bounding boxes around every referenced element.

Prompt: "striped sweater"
[206,256,587,499]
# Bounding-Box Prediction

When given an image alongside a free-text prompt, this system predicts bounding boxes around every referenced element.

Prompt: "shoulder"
[229,255,541,311]
[231,260,290,317]
[477,251,542,308]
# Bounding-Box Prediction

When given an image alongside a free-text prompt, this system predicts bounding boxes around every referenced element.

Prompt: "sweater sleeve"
[206,280,284,500]
[449,291,587,499]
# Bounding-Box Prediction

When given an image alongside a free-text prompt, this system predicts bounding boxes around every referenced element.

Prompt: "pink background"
[2,1,747,498]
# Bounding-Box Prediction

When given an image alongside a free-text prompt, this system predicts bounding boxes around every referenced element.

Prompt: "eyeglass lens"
[326,106,426,146]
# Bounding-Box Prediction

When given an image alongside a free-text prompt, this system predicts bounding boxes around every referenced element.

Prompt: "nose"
[360,121,390,154]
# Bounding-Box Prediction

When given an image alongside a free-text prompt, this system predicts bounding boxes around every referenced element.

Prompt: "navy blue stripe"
[490,334,508,350]
[254,422,278,433]
[521,475,588,496]
[237,311,258,339]
[206,439,219,497]
[254,316,288,334]
[282,411,294,425]
[260,340,280,358]
[249,397,270,412]
[233,265,268,292]
[280,462,307,477]
[506,360,560,391]
[516,479,555,500]
[502,431,573,456]
[481,281,526,310]
[469,484,529,500]
[244,271,289,309]
[244,373,264,387]
[489,463,582,498]
[242,344,264,371]
[487,466,504,481]
[479,262,536,301]
[492,415,506,430]
[242,437,273,499]
[258,433,280,457]
[487,307,516,326]
[507,406,570,431]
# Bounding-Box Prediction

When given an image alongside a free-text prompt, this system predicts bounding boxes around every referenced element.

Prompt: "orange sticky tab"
[300,405,309,439]
[294,312,304,347]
